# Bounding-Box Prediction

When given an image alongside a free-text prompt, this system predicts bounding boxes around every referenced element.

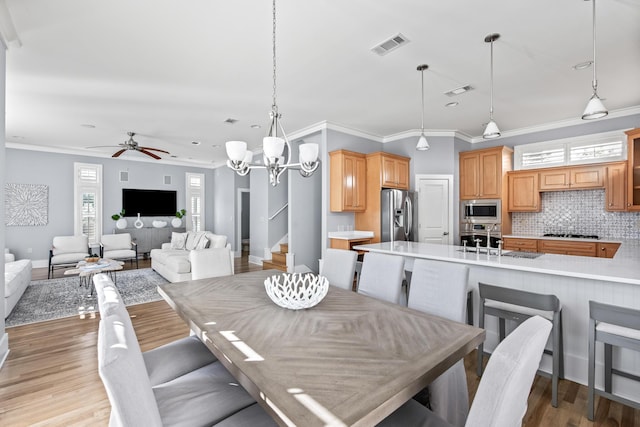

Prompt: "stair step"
[271,252,287,265]
[262,260,287,272]
[279,243,288,254]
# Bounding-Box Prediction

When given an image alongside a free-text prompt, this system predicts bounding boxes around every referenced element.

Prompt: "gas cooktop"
[543,233,599,239]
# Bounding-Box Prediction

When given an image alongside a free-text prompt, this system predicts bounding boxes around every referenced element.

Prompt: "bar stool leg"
[552,311,561,407]
[588,317,596,421]
[604,343,613,393]
[477,297,485,377]
[499,318,506,341]
[559,313,565,379]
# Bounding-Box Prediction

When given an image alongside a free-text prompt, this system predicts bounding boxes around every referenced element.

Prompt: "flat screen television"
[122,189,177,217]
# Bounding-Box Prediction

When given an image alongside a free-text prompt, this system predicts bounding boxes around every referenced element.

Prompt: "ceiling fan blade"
[139,149,161,160]
[112,149,127,158]
[140,146,170,154]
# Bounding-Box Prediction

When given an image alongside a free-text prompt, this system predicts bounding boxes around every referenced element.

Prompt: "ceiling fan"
[97,131,170,159]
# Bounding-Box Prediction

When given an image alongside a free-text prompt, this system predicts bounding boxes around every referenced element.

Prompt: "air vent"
[371,33,409,56]
[164,175,172,185]
[444,85,473,97]
[224,118,238,124]
[119,171,129,182]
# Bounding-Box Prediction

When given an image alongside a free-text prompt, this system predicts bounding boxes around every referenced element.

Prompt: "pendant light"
[483,33,501,139]
[416,64,430,151]
[225,0,319,186]
[582,0,608,120]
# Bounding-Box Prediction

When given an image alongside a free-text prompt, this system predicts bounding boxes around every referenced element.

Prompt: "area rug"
[5,268,168,327]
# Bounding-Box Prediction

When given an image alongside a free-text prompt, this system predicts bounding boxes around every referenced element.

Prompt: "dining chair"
[378,315,552,427]
[189,247,234,280]
[357,252,405,305]
[320,248,358,290]
[407,259,470,427]
[477,282,564,407]
[587,300,640,420]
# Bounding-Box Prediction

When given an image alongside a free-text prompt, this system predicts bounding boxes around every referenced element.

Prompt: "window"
[185,173,204,232]
[514,131,626,170]
[74,163,103,245]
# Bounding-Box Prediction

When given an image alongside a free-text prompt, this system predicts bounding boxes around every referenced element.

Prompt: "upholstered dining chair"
[378,315,552,427]
[357,252,405,305]
[189,246,234,280]
[48,235,90,278]
[100,233,138,268]
[320,248,358,291]
[407,259,470,427]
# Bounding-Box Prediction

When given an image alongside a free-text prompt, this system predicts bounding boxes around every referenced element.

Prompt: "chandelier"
[225,0,319,186]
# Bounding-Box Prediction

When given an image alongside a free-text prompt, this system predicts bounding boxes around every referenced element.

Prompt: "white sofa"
[5,249,32,318]
[150,231,231,283]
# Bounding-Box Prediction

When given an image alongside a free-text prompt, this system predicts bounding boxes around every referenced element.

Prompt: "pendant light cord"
[591,0,598,93]
[489,37,495,120]
[420,68,425,133]
[272,0,277,111]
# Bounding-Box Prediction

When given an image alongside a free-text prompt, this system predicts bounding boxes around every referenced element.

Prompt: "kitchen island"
[353,240,640,399]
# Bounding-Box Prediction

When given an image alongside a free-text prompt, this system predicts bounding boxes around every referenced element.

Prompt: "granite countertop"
[328,231,374,240]
[353,240,640,286]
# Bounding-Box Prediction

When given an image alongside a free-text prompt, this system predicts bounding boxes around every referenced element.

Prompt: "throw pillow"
[170,232,187,250]
[185,231,207,251]
[194,236,209,250]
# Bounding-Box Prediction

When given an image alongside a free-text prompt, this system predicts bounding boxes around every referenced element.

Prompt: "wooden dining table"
[158,270,485,427]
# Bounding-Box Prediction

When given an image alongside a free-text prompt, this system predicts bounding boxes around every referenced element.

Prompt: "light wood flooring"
[1,256,638,426]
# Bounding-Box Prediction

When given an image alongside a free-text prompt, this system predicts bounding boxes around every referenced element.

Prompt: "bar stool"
[477,282,564,408]
[588,301,640,420]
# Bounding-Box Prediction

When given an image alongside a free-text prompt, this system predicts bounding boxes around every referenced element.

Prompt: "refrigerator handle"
[404,196,413,240]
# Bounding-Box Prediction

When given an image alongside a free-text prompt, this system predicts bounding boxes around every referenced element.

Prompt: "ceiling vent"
[371,33,409,56]
[444,85,473,97]
[224,118,238,124]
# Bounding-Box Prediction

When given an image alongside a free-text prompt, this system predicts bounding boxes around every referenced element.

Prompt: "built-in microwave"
[460,199,501,225]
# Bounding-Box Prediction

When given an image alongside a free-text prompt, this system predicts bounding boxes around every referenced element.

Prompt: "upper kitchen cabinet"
[370,152,410,189]
[507,171,540,212]
[626,128,640,211]
[538,165,604,191]
[604,162,627,212]
[329,150,366,212]
[460,146,513,200]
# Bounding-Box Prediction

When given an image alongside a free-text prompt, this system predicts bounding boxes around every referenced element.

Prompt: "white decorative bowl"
[264,273,329,310]
[152,220,167,228]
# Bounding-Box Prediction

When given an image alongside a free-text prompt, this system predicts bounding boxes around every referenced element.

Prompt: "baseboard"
[248,255,263,266]
[32,259,48,268]
[0,332,9,370]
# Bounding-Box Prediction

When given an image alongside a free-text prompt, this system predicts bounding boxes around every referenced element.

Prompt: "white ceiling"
[3,0,640,167]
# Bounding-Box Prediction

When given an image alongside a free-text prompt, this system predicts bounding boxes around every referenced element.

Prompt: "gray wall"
[212,167,249,252]
[4,149,214,263]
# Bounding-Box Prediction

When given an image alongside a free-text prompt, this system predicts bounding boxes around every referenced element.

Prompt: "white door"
[416,175,453,244]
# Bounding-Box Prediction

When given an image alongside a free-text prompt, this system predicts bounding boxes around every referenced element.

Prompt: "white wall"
[0,43,8,367]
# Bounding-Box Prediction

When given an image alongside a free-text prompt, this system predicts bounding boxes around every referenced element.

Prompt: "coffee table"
[64,258,124,294]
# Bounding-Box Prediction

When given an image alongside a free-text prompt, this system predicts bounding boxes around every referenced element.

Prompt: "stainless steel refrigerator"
[381,188,414,242]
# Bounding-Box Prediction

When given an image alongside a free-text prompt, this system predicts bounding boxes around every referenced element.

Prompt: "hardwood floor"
[1,256,637,426]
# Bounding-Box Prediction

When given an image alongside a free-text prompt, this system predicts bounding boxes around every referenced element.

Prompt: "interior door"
[417,175,453,245]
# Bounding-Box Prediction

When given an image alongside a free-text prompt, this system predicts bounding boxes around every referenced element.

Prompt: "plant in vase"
[111,209,127,229]
[172,209,186,228]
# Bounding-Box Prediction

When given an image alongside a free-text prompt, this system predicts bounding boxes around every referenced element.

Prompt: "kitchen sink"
[500,251,543,259]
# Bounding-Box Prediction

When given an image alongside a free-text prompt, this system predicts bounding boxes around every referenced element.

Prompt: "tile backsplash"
[512,189,640,240]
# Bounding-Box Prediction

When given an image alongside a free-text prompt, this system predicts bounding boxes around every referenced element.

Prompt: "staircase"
[262,243,288,272]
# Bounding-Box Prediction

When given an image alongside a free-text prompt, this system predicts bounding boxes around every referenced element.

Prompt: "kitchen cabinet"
[354,151,411,242]
[604,162,627,211]
[507,171,540,212]
[502,237,538,252]
[460,146,513,200]
[537,240,596,257]
[596,242,620,258]
[625,128,640,211]
[329,150,366,212]
[330,237,372,255]
[539,165,604,191]
[372,152,409,189]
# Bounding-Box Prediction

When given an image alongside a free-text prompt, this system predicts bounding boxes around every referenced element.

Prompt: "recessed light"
[251,124,261,129]
[171,155,177,158]
[81,124,96,128]
[573,61,593,70]
[445,101,459,107]
[191,141,201,145]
